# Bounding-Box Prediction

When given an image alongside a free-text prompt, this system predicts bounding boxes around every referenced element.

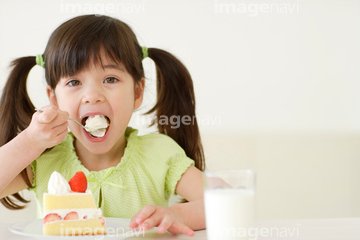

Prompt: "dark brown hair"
[0,15,204,209]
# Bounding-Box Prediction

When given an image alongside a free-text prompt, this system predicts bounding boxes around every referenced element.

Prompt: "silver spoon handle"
[69,118,88,131]
[35,109,88,131]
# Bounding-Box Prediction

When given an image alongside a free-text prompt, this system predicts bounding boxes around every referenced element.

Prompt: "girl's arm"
[0,165,33,199]
[0,131,41,198]
[169,165,205,230]
[0,106,68,198]
[129,165,205,236]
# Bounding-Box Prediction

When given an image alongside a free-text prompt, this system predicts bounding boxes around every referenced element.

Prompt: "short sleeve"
[28,160,36,190]
[165,154,195,196]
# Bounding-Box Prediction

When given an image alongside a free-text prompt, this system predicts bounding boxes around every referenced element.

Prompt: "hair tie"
[35,54,45,68]
[141,46,148,60]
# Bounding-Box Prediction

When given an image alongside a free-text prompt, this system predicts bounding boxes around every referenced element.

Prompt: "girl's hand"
[24,105,69,151]
[129,205,195,236]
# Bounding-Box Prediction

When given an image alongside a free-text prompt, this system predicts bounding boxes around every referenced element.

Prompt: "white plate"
[9,217,145,239]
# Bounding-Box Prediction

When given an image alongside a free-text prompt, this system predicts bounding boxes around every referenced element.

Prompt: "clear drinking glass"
[204,169,256,240]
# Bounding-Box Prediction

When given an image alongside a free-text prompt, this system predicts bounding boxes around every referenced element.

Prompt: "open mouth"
[81,115,110,138]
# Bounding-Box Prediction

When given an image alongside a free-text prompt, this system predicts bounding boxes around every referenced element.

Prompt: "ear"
[46,86,58,107]
[134,78,145,110]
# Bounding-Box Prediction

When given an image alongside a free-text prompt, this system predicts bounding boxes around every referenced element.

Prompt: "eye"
[104,77,119,84]
[66,79,81,86]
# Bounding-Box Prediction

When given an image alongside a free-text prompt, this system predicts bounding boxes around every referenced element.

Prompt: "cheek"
[111,92,136,118]
[114,95,135,113]
[53,92,67,108]
[53,90,78,115]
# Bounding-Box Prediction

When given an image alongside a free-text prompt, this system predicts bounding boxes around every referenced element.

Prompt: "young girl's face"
[47,56,144,155]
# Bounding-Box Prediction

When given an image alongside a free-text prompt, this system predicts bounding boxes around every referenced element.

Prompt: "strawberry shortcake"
[43,171,106,235]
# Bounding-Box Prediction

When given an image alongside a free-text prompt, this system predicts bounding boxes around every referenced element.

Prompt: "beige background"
[2,133,360,223]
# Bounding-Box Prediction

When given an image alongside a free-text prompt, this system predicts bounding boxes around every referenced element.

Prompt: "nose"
[81,86,106,104]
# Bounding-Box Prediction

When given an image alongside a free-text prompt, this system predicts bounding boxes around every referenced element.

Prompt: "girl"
[0,15,205,236]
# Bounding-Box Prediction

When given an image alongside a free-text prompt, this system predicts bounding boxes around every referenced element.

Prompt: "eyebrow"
[102,64,125,72]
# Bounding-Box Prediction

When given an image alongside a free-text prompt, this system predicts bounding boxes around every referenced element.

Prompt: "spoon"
[35,109,89,131]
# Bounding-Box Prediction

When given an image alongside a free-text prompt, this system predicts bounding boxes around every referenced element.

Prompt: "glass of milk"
[204,169,255,240]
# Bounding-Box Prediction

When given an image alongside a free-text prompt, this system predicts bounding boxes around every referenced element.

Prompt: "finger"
[129,221,137,229]
[57,127,69,139]
[38,105,58,112]
[140,218,157,231]
[129,214,140,229]
[36,106,59,123]
[168,223,195,236]
[35,112,68,138]
[129,205,157,229]
[135,205,156,225]
[50,127,69,146]
[53,121,69,136]
[51,111,69,128]
[157,215,173,234]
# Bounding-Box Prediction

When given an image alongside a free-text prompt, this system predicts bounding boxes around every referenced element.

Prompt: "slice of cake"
[43,171,106,236]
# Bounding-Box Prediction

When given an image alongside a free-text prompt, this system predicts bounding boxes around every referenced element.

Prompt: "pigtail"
[0,56,36,209]
[146,48,205,171]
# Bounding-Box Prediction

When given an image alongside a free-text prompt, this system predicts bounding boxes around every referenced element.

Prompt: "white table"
[1,218,359,239]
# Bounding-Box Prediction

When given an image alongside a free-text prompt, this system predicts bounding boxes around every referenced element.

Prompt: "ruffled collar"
[66,127,140,175]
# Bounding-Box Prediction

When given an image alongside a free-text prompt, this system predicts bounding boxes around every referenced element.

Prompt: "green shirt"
[29,127,194,218]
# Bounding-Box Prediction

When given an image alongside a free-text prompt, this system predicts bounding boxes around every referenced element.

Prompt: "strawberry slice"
[99,216,105,226]
[44,213,62,223]
[64,211,79,220]
[68,171,87,192]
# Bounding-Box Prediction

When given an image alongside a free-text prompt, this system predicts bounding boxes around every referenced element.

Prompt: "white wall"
[1,0,360,135]
[0,0,359,222]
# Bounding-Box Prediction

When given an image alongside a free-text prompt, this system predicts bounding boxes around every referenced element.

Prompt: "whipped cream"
[48,171,71,195]
[85,115,109,137]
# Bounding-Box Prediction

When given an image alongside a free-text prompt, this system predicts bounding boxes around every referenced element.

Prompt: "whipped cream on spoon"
[84,115,109,138]
[35,109,109,138]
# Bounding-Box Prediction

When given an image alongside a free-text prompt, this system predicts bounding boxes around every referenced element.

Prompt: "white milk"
[204,188,255,240]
